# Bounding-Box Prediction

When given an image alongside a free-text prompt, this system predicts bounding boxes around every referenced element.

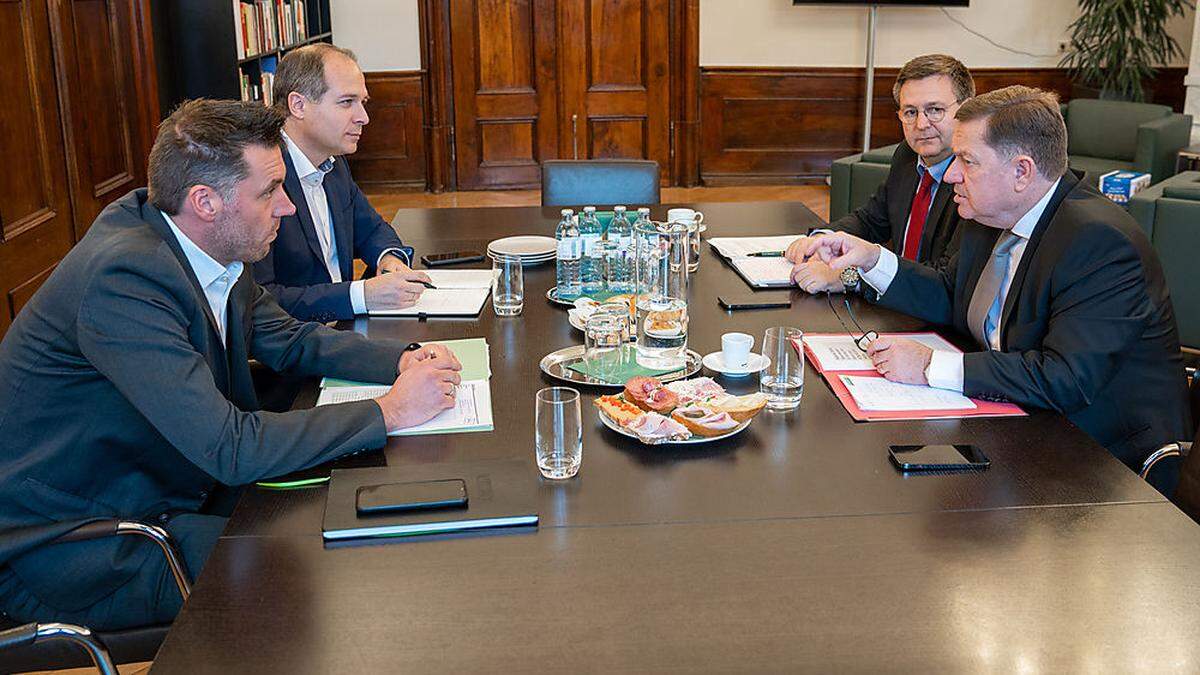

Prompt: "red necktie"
[902,171,935,261]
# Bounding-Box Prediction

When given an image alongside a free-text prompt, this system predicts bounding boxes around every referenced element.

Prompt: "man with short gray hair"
[254,43,430,322]
[796,85,1191,481]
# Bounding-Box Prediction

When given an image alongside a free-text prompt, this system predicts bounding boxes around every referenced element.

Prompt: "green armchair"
[1129,171,1200,349]
[1062,99,1192,184]
[828,143,899,222]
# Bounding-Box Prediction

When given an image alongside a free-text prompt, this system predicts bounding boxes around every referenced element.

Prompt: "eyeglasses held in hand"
[826,293,878,353]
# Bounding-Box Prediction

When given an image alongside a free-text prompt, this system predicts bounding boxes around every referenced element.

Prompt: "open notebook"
[707,236,802,288]
[369,269,497,317]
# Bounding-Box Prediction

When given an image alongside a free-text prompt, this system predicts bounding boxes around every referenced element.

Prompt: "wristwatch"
[404,342,423,353]
[839,267,862,293]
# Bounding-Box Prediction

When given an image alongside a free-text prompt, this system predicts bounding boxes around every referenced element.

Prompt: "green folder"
[321,337,491,386]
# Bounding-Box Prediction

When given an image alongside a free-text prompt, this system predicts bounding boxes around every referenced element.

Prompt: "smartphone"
[355,479,468,515]
[888,444,990,472]
[718,294,792,311]
[420,251,485,267]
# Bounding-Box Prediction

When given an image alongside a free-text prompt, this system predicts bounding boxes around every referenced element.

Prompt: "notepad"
[368,269,497,317]
[707,236,803,258]
[839,374,977,412]
[708,236,804,288]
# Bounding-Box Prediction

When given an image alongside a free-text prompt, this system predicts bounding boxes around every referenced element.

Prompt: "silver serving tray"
[539,345,701,388]
[596,395,751,445]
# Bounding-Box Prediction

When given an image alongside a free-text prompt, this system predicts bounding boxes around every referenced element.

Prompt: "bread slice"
[595,395,644,427]
[670,406,741,438]
[707,393,769,423]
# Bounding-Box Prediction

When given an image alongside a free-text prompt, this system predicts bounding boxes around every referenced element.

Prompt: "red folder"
[797,333,1026,422]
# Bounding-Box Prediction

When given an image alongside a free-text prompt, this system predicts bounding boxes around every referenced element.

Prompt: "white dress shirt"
[862,178,1062,391]
[161,211,244,345]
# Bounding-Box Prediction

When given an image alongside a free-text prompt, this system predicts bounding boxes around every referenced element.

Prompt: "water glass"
[492,256,523,316]
[759,326,804,410]
[585,312,630,383]
[535,387,582,479]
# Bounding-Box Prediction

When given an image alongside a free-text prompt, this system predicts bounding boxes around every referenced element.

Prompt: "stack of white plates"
[487,235,557,266]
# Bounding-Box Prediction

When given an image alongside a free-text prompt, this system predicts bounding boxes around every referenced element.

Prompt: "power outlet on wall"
[1058,40,1070,54]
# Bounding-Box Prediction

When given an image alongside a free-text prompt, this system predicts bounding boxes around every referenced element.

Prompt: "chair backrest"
[1066,99,1172,162]
[541,160,660,207]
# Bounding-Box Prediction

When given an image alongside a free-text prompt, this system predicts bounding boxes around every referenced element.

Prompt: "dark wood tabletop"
[150,201,1194,673]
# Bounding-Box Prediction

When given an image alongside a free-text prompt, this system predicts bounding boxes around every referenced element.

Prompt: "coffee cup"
[721,332,754,369]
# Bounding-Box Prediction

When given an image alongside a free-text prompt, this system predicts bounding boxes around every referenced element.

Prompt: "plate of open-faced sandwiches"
[594,376,768,445]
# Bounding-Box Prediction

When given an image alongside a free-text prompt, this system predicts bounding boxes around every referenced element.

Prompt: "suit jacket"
[877,171,1192,470]
[252,151,414,321]
[831,142,962,271]
[0,189,406,609]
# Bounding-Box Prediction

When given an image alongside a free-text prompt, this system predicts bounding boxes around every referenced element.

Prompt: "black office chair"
[541,159,661,207]
[0,519,191,672]
[1141,367,1200,520]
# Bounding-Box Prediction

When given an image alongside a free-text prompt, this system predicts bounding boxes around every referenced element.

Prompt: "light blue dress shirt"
[161,211,244,345]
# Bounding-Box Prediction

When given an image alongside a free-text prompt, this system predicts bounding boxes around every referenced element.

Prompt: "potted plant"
[1060,0,1193,102]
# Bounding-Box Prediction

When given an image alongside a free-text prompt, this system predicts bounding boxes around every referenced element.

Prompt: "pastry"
[669,405,741,438]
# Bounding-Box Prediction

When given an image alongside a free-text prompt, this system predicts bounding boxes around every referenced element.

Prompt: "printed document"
[804,333,959,371]
[839,374,976,412]
[707,236,803,258]
[369,269,497,317]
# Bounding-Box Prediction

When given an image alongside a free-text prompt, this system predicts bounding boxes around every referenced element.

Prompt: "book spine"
[232,0,245,59]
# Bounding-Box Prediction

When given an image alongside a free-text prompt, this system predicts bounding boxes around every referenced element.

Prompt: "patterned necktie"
[966,231,1022,349]
[901,171,935,260]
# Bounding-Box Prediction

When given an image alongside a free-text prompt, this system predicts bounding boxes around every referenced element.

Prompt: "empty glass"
[585,311,630,383]
[492,256,523,316]
[535,387,582,479]
[760,326,804,410]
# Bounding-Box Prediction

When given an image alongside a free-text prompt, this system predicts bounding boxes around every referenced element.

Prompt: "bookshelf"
[152,0,333,114]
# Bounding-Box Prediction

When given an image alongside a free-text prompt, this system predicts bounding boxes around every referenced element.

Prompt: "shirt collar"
[281,131,335,183]
[916,153,956,184]
[159,210,244,289]
[1010,177,1062,240]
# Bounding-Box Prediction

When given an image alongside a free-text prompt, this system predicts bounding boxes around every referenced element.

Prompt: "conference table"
[150,202,1200,673]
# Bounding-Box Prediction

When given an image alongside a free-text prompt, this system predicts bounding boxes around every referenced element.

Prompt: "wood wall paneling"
[699,66,1188,185]
[347,72,428,188]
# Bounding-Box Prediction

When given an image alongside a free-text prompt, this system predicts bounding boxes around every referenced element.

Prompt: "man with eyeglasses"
[786,54,973,294]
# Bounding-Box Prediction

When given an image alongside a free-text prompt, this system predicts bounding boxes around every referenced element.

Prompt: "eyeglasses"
[897,104,954,126]
[827,292,878,353]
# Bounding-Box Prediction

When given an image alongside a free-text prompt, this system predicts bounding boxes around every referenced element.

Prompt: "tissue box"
[1099,170,1151,204]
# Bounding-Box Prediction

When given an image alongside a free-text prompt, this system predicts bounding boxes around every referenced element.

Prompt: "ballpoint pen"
[416,280,439,290]
[746,251,786,257]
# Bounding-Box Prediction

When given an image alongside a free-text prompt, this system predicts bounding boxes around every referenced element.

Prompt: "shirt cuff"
[377,248,410,269]
[350,279,367,315]
[925,350,965,392]
[860,246,898,296]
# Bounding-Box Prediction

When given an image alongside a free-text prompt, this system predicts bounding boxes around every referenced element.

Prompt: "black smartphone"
[888,444,990,472]
[355,479,468,515]
[718,293,792,311]
[420,251,485,267]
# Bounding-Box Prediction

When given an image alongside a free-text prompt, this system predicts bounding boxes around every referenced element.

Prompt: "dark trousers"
[0,512,225,631]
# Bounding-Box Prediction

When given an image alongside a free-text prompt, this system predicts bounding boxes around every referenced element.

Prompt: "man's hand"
[784,235,812,264]
[866,336,933,385]
[373,358,463,432]
[398,343,461,373]
[791,261,845,294]
[792,232,882,273]
[364,265,433,310]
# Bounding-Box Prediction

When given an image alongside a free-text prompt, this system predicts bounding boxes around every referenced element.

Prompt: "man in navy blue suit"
[254,44,431,321]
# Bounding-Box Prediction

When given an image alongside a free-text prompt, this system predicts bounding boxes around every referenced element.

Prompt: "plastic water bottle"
[555,209,581,300]
[579,206,603,297]
[607,205,634,293]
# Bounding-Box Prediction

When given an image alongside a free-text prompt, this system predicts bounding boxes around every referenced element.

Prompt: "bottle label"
[557,238,580,259]
[580,233,601,255]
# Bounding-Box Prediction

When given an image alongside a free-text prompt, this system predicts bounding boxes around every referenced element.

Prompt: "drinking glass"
[585,312,630,383]
[759,326,804,410]
[492,256,524,316]
[535,387,582,479]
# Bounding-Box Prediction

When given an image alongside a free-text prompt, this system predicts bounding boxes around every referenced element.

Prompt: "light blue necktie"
[967,231,1022,349]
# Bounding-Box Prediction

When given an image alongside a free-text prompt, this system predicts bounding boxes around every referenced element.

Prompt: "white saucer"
[702,351,768,377]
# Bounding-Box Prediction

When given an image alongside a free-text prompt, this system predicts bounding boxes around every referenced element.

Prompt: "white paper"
[316,380,494,436]
[803,333,960,371]
[422,269,498,289]
[839,374,976,412]
[707,235,802,258]
[728,257,795,287]
[369,287,491,317]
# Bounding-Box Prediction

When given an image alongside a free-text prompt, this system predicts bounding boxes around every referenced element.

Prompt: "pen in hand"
[380,268,438,289]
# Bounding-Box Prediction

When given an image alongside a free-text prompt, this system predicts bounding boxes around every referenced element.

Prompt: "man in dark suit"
[786,54,974,292]
[0,100,463,630]
[797,86,1191,477]
[253,43,431,321]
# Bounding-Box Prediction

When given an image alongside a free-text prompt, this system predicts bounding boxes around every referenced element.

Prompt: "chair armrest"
[54,520,191,600]
[1127,171,1200,240]
[1135,113,1193,183]
[1140,441,1193,479]
[829,153,863,223]
[0,622,116,675]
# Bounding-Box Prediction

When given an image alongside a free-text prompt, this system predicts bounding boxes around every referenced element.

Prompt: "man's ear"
[183,185,222,223]
[287,91,306,119]
[1012,155,1037,193]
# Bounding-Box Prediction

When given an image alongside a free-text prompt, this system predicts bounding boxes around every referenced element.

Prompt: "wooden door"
[49,0,153,239]
[558,0,670,169]
[0,0,76,337]
[448,0,560,189]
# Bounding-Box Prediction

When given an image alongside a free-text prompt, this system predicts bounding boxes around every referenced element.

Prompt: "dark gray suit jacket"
[832,142,962,271]
[0,189,405,609]
[877,171,1191,470]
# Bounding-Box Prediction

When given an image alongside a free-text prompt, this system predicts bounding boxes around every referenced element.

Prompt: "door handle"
[572,114,578,160]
